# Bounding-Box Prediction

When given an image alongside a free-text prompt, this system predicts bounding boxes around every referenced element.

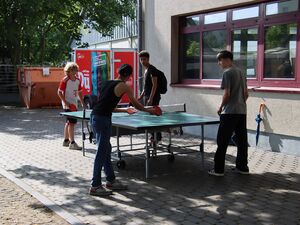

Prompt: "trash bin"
[17,67,65,109]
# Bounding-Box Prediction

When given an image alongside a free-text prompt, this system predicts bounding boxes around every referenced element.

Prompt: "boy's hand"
[126,107,137,114]
[153,105,162,116]
[64,101,69,107]
[146,106,162,116]
[217,106,222,115]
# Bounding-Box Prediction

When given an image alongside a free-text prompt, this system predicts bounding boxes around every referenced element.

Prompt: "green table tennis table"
[61,109,219,178]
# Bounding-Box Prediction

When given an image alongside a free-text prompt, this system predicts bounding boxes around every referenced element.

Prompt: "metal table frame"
[60,109,219,179]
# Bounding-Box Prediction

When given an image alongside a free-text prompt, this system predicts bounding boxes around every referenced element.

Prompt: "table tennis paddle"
[153,105,162,116]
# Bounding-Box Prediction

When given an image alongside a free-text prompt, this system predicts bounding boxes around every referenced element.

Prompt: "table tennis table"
[60,108,219,178]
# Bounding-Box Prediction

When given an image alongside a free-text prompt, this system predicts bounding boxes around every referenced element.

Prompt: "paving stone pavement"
[0,106,300,225]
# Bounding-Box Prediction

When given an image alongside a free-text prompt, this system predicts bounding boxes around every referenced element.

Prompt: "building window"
[264,23,297,79]
[232,6,259,20]
[178,0,300,88]
[204,12,227,24]
[266,0,298,16]
[232,28,258,78]
[181,33,200,80]
[185,16,200,27]
[202,30,227,79]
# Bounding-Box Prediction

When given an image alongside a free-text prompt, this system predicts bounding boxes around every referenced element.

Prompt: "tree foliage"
[0,0,136,65]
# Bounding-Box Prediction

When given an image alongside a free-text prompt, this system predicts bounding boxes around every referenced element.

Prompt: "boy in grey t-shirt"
[209,50,249,176]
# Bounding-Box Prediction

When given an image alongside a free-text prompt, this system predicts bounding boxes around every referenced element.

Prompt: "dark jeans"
[214,114,248,173]
[90,114,115,187]
[145,95,162,141]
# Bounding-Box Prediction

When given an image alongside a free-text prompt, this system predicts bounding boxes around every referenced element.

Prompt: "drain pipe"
[137,0,143,95]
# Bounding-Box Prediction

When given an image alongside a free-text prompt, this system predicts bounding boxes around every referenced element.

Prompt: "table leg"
[130,135,132,151]
[145,130,149,179]
[200,125,205,167]
[168,131,171,153]
[200,125,204,152]
[153,132,157,156]
[117,127,121,160]
[81,119,85,156]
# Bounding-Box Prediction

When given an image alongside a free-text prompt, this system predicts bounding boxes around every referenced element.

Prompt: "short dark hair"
[139,50,150,58]
[118,64,133,77]
[217,50,233,61]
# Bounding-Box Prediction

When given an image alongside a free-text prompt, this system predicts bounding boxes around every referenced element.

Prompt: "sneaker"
[106,180,128,191]
[89,186,112,197]
[62,140,70,147]
[69,142,82,150]
[208,169,224,177]
[232,167,250,175]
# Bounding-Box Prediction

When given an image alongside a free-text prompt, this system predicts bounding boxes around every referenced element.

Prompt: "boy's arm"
[148,75,158,105]
[57,89,68,107]
[138,89,145,100]
[244,79,249,101]
[77,91,86,109]
[218,88,230,115]
[244,88,249,101]
[117,83,155,114]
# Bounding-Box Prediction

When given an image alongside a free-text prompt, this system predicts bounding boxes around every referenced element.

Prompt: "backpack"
[155,67,168,94]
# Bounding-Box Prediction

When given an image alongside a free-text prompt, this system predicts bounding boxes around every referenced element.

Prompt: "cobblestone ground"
[0,175,69,225]
[0,106,300,225]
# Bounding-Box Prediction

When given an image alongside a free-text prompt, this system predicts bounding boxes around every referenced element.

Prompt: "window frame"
[178,0,300,88]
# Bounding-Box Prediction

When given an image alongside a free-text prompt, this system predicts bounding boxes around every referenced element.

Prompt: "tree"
[0,0,136,65]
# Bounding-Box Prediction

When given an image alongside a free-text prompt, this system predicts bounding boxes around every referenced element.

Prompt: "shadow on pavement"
[8,155,300,224]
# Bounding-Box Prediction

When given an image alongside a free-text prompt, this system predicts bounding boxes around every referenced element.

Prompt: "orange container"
[17,67,65,109]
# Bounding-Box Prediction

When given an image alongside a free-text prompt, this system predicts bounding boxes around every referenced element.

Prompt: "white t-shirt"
[58,76,82,110]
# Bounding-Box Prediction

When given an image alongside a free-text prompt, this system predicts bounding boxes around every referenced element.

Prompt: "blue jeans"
[91,114,115,187]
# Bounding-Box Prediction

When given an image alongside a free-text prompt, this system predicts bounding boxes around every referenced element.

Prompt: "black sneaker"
[62,140,70,147]
[232,167,250,175]
[208,169,224,177]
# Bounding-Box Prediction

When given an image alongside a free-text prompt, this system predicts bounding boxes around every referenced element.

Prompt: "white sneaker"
[69,142,82,150]
[89,186,112,197]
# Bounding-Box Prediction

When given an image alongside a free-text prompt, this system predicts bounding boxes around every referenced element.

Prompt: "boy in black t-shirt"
[138,50,162,142]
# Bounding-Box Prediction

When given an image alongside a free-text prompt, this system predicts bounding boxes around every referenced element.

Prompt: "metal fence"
[80,16,138,45]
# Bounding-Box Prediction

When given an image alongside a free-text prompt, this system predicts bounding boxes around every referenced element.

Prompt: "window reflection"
[181,33,200,79]
[264,23,297,78]
[233,6,259,20]
[232,28,258,77]
[202,30,227,79]
[204,12,227,24]
[185,16,200,27]
[266,0,298,16]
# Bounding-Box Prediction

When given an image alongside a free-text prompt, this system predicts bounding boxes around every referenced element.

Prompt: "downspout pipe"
[137,0,143,95]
